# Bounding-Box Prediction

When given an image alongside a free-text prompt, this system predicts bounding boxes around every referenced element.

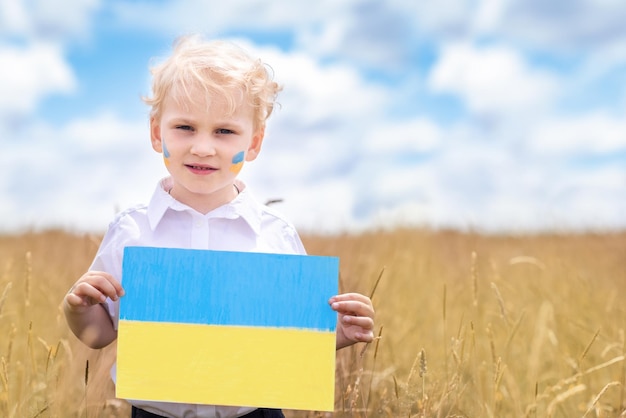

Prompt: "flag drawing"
[116,246,339,411]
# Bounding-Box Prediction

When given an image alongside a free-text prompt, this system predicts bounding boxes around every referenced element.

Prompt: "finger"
[354,330,375,343]
[342,326,375,344]
[86,271,124,298]
[78,272,123,300]
[65,292,90,308]
[329,293,372,306]
[101,272,125,297]
[71,277,116,303]
[331,300,375,318]
[70,281,109,304]
[341,315,374,330]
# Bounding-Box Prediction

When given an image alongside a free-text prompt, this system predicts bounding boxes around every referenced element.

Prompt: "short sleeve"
[88,211,141,329]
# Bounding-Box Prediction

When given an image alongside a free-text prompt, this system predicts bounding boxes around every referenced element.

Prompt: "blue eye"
[216,128,234,135]
[176,125,194,131]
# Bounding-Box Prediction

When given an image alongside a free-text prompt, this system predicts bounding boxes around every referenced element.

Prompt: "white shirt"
[89,177,306,418]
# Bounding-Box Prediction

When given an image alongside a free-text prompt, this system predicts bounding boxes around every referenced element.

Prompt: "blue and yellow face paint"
[229,150,245,174]
[117,246,338,411]
[162,140,171,166]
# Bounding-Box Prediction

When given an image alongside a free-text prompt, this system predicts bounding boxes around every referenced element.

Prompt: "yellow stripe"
[116,320,336,411]
[229,161,244,174]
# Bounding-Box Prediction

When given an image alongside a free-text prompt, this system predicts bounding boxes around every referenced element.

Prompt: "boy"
[63,35,375,418]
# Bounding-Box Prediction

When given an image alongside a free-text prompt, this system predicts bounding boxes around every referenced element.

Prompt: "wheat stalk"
[366,326,384,413]
[404,350,425,417]
[24,251,32,308]
[534,355,625,406]
[578,328,600,371]
[504,310,525,357]
[0,282,12,317]
[0,356,8,392]
[442,283,448,381]
[619,329,626,414]
[546,384,586,417]
[27,321,36,375]
[419,349,427,417]
[369,266,385,300]
[471,251,478,307]
[582,381,621,417]
[490,282,509,326]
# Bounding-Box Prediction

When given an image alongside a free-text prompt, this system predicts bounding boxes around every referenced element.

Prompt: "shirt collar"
[146,177,263,234]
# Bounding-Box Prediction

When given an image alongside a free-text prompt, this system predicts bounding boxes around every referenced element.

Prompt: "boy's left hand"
[329,293,375,350]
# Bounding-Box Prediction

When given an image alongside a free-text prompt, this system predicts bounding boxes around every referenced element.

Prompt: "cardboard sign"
[117,246,338,411]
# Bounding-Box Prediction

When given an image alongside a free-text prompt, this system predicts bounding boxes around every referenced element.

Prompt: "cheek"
[229,151,245,174]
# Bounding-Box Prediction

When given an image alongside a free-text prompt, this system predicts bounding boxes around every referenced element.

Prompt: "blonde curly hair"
[143,35,281,130]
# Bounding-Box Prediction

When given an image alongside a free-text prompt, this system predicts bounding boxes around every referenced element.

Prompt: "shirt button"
[195,221,203,228]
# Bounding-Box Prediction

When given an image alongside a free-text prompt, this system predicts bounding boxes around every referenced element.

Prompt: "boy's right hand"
[64,271,125,311]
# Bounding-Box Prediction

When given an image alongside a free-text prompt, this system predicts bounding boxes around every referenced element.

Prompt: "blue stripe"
[231,150,244,164]
[119,247,338,331]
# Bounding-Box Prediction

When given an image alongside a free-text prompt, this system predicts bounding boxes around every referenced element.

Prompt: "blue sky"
[1,0,625,234]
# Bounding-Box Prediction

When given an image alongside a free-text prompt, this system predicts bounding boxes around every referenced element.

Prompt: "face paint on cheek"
[229,151,245,174]
[162,139,171,166]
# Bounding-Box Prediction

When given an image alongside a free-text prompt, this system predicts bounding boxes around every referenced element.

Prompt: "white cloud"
[0,113,163,231]
[0,0,30,35]
[0,42,76,117]
[295,0,417,71]
[0,0,100,39]
[363,118,442,155]
[110,0,418,73]
[542,165,626,230]
[429,43,559,116]
[110,0,342,36]
[394,0,626,53]
[265,178,357,234]
[531,112,626,155]
[501,0,626,50]
[239,42,390,187]
[473,0,506,34]
[266,49,388,126]
[392,0,475,36]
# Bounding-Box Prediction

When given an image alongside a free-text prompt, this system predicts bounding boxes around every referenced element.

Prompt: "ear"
[150,116,163,153]
[245,126,265,162]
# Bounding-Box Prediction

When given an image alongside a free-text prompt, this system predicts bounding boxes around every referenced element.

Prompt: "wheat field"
[0,229,624,417]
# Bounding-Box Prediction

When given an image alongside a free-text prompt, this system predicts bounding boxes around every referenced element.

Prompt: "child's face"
[150,87,264,213]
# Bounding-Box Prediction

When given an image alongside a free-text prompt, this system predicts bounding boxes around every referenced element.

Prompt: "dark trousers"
[131,406,285,418]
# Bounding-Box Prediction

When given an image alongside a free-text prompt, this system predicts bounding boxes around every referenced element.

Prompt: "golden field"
[0,229,624,417]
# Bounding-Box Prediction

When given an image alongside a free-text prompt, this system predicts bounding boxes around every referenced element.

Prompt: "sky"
[1,0,625,235]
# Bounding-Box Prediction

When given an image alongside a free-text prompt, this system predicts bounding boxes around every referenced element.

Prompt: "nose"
[190,134,216,157]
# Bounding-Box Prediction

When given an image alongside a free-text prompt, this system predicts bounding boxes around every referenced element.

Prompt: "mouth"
[186,164,215,170]
[185,164,217,174]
